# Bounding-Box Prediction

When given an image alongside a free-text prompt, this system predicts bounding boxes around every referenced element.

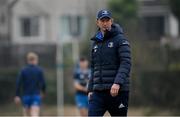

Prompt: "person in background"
[14,52,46,117]
[73,57,91,116]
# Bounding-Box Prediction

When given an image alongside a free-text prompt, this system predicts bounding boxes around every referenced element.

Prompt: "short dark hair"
[79,56,87,62]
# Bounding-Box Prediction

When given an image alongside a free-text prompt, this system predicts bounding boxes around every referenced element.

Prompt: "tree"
[108,0,137,24]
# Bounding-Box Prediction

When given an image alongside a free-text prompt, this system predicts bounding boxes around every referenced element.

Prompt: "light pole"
[56,40,64,116]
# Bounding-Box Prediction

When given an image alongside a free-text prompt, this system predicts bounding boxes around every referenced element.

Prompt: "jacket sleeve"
[73,68,80,82]
[114,34,131,85]
[15,70,23,96]
[87,44,94,92]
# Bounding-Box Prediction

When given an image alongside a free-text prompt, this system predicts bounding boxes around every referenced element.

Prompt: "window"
[142,16,165,40]
[61,15,85,38]
[69,16,81,36]
[20,16,39,37]
[0,13,5,24]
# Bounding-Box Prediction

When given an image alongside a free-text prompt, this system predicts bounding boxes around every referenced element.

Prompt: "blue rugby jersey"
[16,64,46,96]
[74,68,91,95]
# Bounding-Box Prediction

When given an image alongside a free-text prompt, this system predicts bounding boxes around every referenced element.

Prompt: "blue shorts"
[75,94,88,109]
[22,95,41,108]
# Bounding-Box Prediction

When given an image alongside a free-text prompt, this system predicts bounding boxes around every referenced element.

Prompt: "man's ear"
[96,19,99,26]
[111,18,114,23]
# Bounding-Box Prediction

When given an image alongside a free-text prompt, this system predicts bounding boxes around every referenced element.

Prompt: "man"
[14,52,46,116]
[88,9,131,116]
[73,57,91,116]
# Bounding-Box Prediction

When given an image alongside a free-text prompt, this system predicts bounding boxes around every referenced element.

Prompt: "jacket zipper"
[99,41,103,85]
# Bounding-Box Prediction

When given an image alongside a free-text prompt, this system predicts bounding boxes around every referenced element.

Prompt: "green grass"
[0,103,57,116]
[0,104,175,116]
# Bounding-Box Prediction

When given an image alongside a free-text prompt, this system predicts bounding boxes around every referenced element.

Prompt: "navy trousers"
[88,91,129,116]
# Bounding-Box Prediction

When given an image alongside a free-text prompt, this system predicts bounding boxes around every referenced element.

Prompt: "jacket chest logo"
[93,45,98,52]
[108,42,114,48]
[94,45,98,49]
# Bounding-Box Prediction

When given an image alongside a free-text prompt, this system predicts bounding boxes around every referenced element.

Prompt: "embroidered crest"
[102,10,108,15]
[108,42,114,48]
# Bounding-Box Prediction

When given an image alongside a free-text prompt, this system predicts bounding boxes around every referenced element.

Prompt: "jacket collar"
[91,23,123,42]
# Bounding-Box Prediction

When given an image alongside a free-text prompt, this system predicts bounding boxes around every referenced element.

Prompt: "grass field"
[0,104,176,116]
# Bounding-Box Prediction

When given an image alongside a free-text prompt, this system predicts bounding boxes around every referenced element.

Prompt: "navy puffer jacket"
[88,23,131,92]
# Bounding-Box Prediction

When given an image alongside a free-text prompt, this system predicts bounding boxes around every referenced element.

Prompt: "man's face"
[28,59,38,65]
[96,17,113,32]
[79,60,88,70]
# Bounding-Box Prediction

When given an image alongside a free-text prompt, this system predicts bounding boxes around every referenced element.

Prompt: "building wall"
[138,0,179,39]
[12,0,92,44]
[0,0,12,67]
[8,0,108,67]
[0,0,9,44]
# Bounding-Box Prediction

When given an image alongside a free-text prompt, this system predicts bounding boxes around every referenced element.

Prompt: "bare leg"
[79,108,88,117]
[30,105,40,117]
[23,107,30,117]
